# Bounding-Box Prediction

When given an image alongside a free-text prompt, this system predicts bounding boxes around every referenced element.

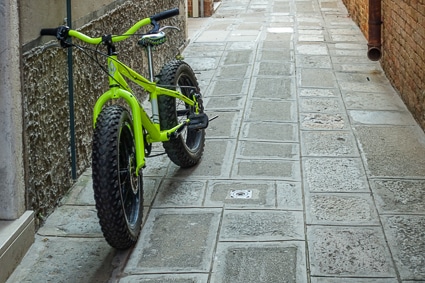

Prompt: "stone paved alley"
[7,0,425,282]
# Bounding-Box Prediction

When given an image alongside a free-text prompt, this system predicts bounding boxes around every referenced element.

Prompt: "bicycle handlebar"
[40,8,180,45]
[151,8,179,22]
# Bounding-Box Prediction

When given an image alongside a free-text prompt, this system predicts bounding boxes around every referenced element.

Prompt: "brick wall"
[342,0,425,130]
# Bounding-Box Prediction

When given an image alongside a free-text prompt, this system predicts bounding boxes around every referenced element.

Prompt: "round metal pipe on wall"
[368,0,383,61]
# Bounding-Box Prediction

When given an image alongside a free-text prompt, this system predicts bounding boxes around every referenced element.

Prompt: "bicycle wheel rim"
[176,74,203,151]
[118,121,141,229]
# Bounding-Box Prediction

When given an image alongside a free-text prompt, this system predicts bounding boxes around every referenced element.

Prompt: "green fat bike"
[41,8,209,249]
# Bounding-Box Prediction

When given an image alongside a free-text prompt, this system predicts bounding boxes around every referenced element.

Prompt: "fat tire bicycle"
[41,8,209,249]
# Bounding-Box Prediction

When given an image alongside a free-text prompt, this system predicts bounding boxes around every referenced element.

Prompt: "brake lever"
[159,26,181,32]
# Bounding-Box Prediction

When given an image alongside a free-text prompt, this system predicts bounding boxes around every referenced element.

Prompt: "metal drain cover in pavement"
[230,190,252,199]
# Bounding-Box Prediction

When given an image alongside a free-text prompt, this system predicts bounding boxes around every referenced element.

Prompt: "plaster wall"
[0,0,26,219]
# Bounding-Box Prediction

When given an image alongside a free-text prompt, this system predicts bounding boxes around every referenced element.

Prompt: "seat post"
[146,45,155,82]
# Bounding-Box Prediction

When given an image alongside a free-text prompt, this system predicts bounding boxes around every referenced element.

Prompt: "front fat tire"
[157,60,206,168]
[92,105,143,250]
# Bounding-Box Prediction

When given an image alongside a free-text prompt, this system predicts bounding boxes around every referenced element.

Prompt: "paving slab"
[370,179,425,214]
[344,90,407,111]
[301,113,347,130]
[205,110,241,138]
[167,139,236,178]
[119,274,209,283]
[300,69,337,88]
[306,193,379,225]
[299,97,343,113]
[205,180,276,208]
[299,88,339,97]
[152,179,206,207]
[381,215,425,280]
[37,205,101,237]
[237,140,299,159]
[241,121,298,142]
[207,79,247,96]
[6,237,115,283]
[246,100,296,122]
[308,226,396,277]
[234,159,300,180]
[220,209,304,241]
[276,182,303,210]
[252,76,295,99]
[354,126,425,177]
[303,158,369,192]
[125,208,221,274]
[301,130,359,157]
[211,242,307,283]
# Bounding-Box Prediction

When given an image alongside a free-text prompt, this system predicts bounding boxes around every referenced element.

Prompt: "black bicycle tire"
[157,60,206,167]
[92,105,143,249]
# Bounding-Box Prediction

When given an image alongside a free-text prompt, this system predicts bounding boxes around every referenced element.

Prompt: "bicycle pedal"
[188,113,209,130]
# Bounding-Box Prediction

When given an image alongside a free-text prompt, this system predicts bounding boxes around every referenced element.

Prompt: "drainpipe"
[66,0,77,179]
[367,0,382,61]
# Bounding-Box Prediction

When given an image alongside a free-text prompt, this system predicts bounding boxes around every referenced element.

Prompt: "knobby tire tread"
[157,60,205,168]
[92,105,143,250]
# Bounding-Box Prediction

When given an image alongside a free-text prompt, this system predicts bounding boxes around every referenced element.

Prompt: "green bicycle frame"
[92,55,198,175]
[67,17,200,175]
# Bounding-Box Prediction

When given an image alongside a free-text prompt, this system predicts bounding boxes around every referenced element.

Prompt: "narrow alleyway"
[7,0,425,282]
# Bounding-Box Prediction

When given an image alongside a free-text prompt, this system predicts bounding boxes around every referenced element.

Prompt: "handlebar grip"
[40,28,59,36]
[150,8,179,22]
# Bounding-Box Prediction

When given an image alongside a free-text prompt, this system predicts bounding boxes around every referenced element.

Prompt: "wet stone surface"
[308,226,395,277]
[371,179,425,214]
[381,215,425,280]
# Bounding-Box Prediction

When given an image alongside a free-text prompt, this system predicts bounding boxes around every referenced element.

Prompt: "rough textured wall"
[341,0,368,37]
[23,0,186,226]
[381,0,425,129]
[342,0,425,130]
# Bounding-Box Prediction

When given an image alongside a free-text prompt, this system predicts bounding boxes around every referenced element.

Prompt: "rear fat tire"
[157,60,206,168]
[92,105,143,249]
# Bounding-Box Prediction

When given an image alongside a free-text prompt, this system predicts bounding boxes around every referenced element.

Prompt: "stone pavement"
[7,0,425,282]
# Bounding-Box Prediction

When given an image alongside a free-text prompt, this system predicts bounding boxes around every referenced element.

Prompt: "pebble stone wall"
[22,0,186,227]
